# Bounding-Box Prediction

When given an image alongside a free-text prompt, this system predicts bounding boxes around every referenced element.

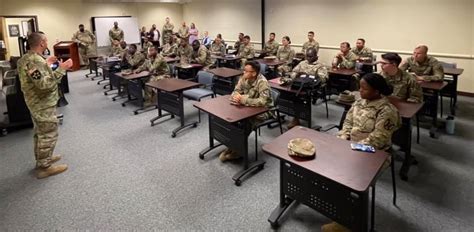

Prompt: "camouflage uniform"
[112,46,126,57]
[135,54,171,104]
[210,42,226,56]
[399,56,444,81]
[290,60,329,83]
[264,40,279,56]
[351,46,373,60]
[302,40,320,54]
[381,69,423,103]
[162,22,174,45]
[276,45,295,74]
[161,42,178,57]
[239,43,255,69]
[177,45,193,63]
[178,26,190,42]
[17,51,66,168]
[142,41,153,55]
[191,45,213,69]
[231,73,274,133]
[336,51,357,69]
[109,27,124,54]
[72,29,96,65]
[337,97,401,151]
[123,51,146,71]
[234,40,242,54]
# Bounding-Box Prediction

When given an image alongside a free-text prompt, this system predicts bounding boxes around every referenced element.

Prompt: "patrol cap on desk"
[288,138,316,158]
[338,90,356,103]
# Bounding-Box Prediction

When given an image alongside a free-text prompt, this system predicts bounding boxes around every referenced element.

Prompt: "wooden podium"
[53,41,80,71]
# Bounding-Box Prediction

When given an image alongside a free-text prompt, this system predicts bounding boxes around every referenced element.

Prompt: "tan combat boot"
[35,155,62,169]
[287,118,300,130]
[218,148,231,162]
[321,222,351,232]
[222,150,241,161]
[37,164,68,179]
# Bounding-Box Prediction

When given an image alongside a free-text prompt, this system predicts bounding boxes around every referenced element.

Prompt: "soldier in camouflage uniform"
[301,31,320,54]
[134,46,170,106]
[122,44,145,71]
[17,32,72,179]
[333,42,357,69]
[263,32,279,56]
[399,45,444,82]
[71,24,96,66]
[276,36,295,74]
[111,40,127,57]
[210,36,226,56]
[177,38,193,64]
[351,38,373,61]
[162,17,174,46]
[191,40,213,70]
[380,53,423,103]
[233,33,244,55]
[285,47,328,129]
[238,35,255,69]
[177,22,190,44]
[161,36,178,57]
[109,22,124,55]
[219,61,274,161]
[142,37,153,56]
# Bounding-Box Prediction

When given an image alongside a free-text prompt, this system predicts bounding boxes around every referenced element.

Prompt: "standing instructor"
[17,32,73,179]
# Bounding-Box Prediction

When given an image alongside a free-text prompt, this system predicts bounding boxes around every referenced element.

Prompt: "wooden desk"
[194,95,268,185]
[100,59,123,96]
[174,63,203,80]
[115,71,154,115]
[268,78,313,127]
[164,56,180,63]
[211,55,241,68]
[442,67,463,114]
[328,68,359,94]
[419,81,448,138]
[264,126,389,231]
[146,78,200,137]
[85,56,101,78]
[208,67,243,95]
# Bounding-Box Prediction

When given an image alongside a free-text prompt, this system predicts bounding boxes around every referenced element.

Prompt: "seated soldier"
[191,40,213,70]
[142,36,153,56]
[301,31,320,54]
[332,42,357,69]
[161,35,178,57]
[238,35,255,69]
[233,32,244,55]
[122,44,146,71]
[263,32,279,56]
[286,47,328,129]
[210,36,226,56]
[177,37,193,64]
[399,44,444,82]
[134,46,170,106]
[380,53,423,103]
[323,73,400,232]
[276,36,295,75]
[351,38,373,61]
[219,61,274,161]
[112,40,127,57]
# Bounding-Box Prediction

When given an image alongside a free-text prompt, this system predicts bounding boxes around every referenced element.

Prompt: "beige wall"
[182,0,262,45]
[4,17,32,57]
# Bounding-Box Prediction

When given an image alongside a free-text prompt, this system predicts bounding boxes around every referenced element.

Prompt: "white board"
[93,17,140,47]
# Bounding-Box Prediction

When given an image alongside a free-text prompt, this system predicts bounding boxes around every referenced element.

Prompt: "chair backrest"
[270,88,280,106]
[439,61,457,69]
[259,63,267,75]
[197,71,214,87]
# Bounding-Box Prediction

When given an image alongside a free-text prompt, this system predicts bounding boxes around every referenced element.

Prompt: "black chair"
[253,89,284,158]
[182,71,215,122]
[311,84,329,118]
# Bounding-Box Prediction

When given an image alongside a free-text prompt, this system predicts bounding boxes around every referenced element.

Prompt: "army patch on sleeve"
[384,119,395,131]
[30,69,42,80]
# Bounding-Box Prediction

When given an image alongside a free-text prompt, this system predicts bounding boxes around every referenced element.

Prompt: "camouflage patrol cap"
[338,90,355,103]
[279,76,292,86]
[288,138,316,158]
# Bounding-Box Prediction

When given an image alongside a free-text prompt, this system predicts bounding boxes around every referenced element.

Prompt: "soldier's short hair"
[283,36,291,44]
[244,35,250,40]
[362,73,393,96]
[341,42,351,49]
[381,53,402,66]
[79,24,84,27]
[308,31,314,35]
[270,32,275,37]
[192,40,200,46]
[357,38,365,44]
[28,32,46,48]
[129,44,137,49]
[415,45,428,54]
[244,60,260,74]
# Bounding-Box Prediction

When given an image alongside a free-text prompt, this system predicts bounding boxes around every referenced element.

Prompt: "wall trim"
[458,91,474,97]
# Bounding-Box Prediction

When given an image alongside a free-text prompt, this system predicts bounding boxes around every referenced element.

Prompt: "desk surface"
[268,77,307,95]
[328,68,358,76]
[146,78,200,92]
[263,127,388,192]
[208,67,243,78]
[256,59,286,66]
[419,81,448,91]
[211,55,241,61]
[164,57,180,63]
[193,95,268,123]
[174,63,204,69]
[115,71,151,80]
[444,67,464,76]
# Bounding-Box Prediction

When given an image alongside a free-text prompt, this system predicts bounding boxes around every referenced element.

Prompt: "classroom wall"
[182,0,262,45]
[4,17,32,57]
[266,0,474,93]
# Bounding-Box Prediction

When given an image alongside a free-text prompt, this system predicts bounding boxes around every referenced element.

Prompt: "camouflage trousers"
[162,31,173,45]
[144,75,170,105]
[31,107,59,168]
[78,45,95,66]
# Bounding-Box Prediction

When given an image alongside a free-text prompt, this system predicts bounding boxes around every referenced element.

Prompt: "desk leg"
[133,80,157,115]
[371,184,376,232]
[268,160,297,228]
[150,90,173,126]
[429,91,440,138]
[171,92,198,138]
[452,75,458,115]
[199,114,223,159]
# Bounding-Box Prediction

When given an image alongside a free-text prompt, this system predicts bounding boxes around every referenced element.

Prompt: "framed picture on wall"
[8,25,20,37]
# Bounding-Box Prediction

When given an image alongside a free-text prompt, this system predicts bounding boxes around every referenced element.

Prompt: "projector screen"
[92,16,140,47]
